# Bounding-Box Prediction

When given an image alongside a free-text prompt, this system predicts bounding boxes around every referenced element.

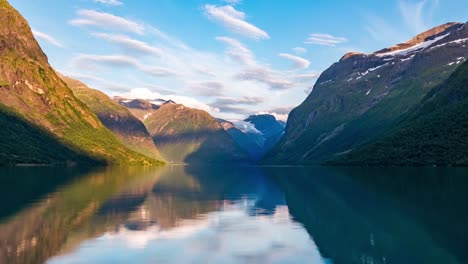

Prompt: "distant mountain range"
[264,22,468,166]
[218,115,285,160]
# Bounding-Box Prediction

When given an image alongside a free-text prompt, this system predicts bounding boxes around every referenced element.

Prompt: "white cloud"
[71,54,175,77]
[235,67,296,90]
[292,47,307,54]
[70,9,144,35]
[32,30,63,48]
[204,5,269,40]
[222,0,242,5]
[93,33,162,56]
[256,111,288,122]
[235,120,262,134]
[305,33,347,46]
[216,36,256,65]
[93,0,123,6]
[188,81,225,96]
[278,53,310,70]
[399,0,439,33]
[117,88,219,113]
[294,72,321,82]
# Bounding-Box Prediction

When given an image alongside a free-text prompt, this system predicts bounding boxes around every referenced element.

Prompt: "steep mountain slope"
[245,114,285,155]
[264,22,468,164]
[217,118,263,159]
[60,75,164,161]
[218,115,285,160]
[0,0,158,165]
[330,60,468,166]
[144,104,248,164]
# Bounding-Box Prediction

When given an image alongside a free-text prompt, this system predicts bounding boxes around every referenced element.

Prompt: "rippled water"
[0,165,467,264]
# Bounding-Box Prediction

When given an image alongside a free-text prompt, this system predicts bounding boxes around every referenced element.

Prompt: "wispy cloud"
[211,96,264,115]
[235,67,296,90]
[70,10,144,35]
[188,81,225,96]
[278,53,310,70]
[120,88,219,113]
[204,5,269,40]
[399,0,439,33]
[364,0,440,45]
[216,36,256,65]
[93,33,162,56]
[305,33,347,46]
[294,72,321,82]
[292,47,307,54]
[32,30,63,47]
[93,0,123,6]
[71,54,174,77]
[222,0,242,5]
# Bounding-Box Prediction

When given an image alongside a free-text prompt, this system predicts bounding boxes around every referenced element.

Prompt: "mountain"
[143,103,249,164]
[0,0,160,165]
[217,118,263,159]
[264,22,468,165]
[114,97,175,122]
[218,114,286,160]
[60,75,165,161]
[329,59,468,166]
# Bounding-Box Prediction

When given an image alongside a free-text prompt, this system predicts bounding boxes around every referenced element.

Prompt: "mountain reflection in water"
[0,166,467,264]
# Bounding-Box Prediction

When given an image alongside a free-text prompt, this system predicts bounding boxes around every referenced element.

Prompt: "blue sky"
[9,0,468,120]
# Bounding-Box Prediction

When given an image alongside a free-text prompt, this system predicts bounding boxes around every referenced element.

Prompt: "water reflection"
[0,166,467,264]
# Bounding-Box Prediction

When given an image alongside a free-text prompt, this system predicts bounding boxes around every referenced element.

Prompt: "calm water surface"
[0,165,467,264]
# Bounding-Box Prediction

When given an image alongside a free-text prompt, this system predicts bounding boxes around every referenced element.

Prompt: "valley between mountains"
[0,0,467,167]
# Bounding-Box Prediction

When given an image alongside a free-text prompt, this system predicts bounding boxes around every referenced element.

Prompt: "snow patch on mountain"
[375,33,451,57]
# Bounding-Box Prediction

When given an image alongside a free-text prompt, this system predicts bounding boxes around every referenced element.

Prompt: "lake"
[0,165,467,264]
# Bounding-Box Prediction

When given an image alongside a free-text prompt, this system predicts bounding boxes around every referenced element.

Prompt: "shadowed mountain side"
[264,22,468,165]
[330,60,468,166]
[60,75,165,162]
[269,167,468,264]
[145,104,249,164]
[0,105,98,166]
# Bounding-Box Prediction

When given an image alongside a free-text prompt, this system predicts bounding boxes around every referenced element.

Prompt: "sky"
[8,0,468,121]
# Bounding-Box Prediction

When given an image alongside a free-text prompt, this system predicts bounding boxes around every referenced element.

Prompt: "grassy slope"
[0,0,159,165]
[61,75,165,162]
[330,61,468,166]
[144,104,248,164]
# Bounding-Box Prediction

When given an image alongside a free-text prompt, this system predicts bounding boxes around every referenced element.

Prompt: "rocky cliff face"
[0,0,158,165]
[60,75,164,161]
[144,103,249,164]
[264,22,468,164]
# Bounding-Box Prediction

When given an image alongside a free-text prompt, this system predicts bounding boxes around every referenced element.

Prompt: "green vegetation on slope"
[60,75,165,162]
[0,0,160,165]
[144,104,248,164]
[330,60,468,166]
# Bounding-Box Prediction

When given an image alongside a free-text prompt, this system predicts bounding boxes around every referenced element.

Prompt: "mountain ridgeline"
[60,75,165,161]
[142,103,249,164]
[218,115,285,160]
[330,59,468,166]
[0,0,162,165]
[264,22,468,166]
